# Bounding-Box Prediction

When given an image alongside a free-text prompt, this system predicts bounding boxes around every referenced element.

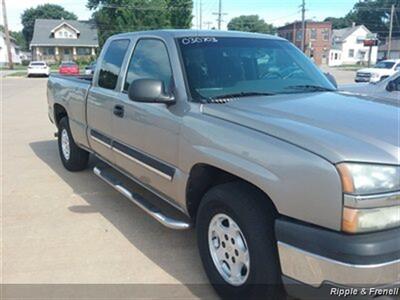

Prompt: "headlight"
[337,163,400,195]
[337,163,400,233]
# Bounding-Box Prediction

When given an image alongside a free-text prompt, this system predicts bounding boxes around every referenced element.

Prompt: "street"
[2,78,216,298]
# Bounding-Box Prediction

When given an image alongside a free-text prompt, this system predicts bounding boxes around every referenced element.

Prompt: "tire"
[196,182,285,300]
[58,117,89,171]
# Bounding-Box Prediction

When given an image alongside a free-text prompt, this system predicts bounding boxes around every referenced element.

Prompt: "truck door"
[86,39,130,162]
[111,38,181,199]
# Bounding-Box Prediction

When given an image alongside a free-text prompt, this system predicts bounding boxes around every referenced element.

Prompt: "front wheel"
[58,117,89,171]
[196,182,285,300]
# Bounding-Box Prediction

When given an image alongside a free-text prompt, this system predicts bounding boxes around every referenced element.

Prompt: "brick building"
[277,21,332,65]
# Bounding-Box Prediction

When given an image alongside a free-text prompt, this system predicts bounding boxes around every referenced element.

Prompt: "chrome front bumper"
[275,218,400,288]
[278,241,400,287]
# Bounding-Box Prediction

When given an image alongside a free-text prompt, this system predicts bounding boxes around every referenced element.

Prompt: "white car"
[341,72,400,105]
[355,59,400,83]
[27,61,50,77]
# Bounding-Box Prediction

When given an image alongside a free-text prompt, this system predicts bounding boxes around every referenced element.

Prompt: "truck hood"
[358,67,391,75]
[202,92,399,164]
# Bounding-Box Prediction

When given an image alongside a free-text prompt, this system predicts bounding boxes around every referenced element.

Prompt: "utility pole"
[300,0,306,52]
[213,0,227,30]
[199,0,203,30]
[387,4,395,58]
[2,0,13,69]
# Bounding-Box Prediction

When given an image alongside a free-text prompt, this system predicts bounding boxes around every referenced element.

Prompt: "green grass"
[6,71,27,77]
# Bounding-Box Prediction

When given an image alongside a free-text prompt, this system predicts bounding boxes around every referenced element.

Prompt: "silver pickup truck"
[47,30,399,299]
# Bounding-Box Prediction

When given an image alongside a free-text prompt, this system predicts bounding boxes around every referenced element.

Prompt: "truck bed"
[47,73,93,149]
[49,73,93,83]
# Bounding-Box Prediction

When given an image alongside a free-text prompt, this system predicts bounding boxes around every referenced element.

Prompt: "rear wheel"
[196,182,285,300]
[58,117,89,171]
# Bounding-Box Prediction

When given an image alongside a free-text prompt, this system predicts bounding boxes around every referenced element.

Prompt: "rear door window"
[98,39,130,90]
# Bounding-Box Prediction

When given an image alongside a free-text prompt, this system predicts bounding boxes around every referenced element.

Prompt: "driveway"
[2,78,216,299]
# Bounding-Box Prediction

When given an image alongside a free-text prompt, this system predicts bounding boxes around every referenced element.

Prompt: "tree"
[87,0,193,46]
[324,17,353,30]
[166,0,193,28]
[227,15,275,34]
[21,4,77,47]
[0,25,28,50]
[325,0,400,37]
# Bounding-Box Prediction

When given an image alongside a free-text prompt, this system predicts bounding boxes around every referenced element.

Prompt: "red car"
[59,62,80,75]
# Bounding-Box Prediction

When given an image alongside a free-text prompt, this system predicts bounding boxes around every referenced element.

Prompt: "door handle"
[113,105,124,118]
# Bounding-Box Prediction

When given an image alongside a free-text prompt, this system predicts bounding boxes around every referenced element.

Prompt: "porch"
[32,46,96,63]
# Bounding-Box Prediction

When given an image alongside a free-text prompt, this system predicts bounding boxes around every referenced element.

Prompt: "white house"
[329,24,378,66]
[0,31,22,66]
[30,19,98,63]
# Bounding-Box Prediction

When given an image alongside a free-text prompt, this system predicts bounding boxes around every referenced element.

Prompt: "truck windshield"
[374,61,395,69]
[178,37,335,101]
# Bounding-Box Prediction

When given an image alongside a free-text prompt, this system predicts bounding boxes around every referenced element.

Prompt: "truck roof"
[112,29,285,40]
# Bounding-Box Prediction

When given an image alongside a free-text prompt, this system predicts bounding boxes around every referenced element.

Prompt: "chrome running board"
[93,166,191,230]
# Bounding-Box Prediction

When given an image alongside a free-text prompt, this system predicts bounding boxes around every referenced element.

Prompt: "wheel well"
[186,164,276,220]
[54,104,68,127]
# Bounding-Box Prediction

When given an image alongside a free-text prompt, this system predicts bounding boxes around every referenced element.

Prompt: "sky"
[2,0,359,32]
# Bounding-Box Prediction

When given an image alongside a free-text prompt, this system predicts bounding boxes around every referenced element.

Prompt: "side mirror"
[324,72,338,88]
[386,80,396,92]
[128,79,175,104]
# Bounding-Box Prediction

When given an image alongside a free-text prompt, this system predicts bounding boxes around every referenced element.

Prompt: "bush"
[22,60,30,66]
[75,57,92,67]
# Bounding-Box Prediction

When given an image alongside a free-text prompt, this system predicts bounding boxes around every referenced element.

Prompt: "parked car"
[355,59,400,83]
[27,61,50,77]
[59,61,79,75]
[47,30,399,299]
[341,72,400,104]
[84,61,96,75]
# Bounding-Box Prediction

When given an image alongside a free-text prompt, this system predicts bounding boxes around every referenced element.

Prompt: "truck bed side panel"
[48,75,91,148]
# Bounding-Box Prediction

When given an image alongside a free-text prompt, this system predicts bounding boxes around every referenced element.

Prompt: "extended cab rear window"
[98,39,130,90]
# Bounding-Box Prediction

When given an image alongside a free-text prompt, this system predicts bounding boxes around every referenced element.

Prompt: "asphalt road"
[2,78,216,299]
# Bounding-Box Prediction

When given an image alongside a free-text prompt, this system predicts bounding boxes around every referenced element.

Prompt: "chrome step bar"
[93,166,191,230]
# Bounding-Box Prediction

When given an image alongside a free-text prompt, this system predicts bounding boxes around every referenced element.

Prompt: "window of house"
[42,47,55,55]
[296,30,303,41]
[77,47,91,55]
[322,29,329,41]
[124,39,172,92]
[98,39,130,90]
[310,29,317,40]
[349,49,354,57]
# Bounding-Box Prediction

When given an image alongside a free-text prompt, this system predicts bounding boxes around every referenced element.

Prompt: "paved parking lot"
[2,70,355,297]
[2,78,216,298]
[321,66,356,85]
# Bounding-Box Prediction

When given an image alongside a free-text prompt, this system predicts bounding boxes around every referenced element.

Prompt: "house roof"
[0,31,19,48]
[332,25,371,42]
[50,21,80,34]
[30,19,98,47]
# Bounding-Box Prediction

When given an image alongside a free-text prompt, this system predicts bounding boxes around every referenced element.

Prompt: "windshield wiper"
[284,85,335,92]
[211,91,276,100]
